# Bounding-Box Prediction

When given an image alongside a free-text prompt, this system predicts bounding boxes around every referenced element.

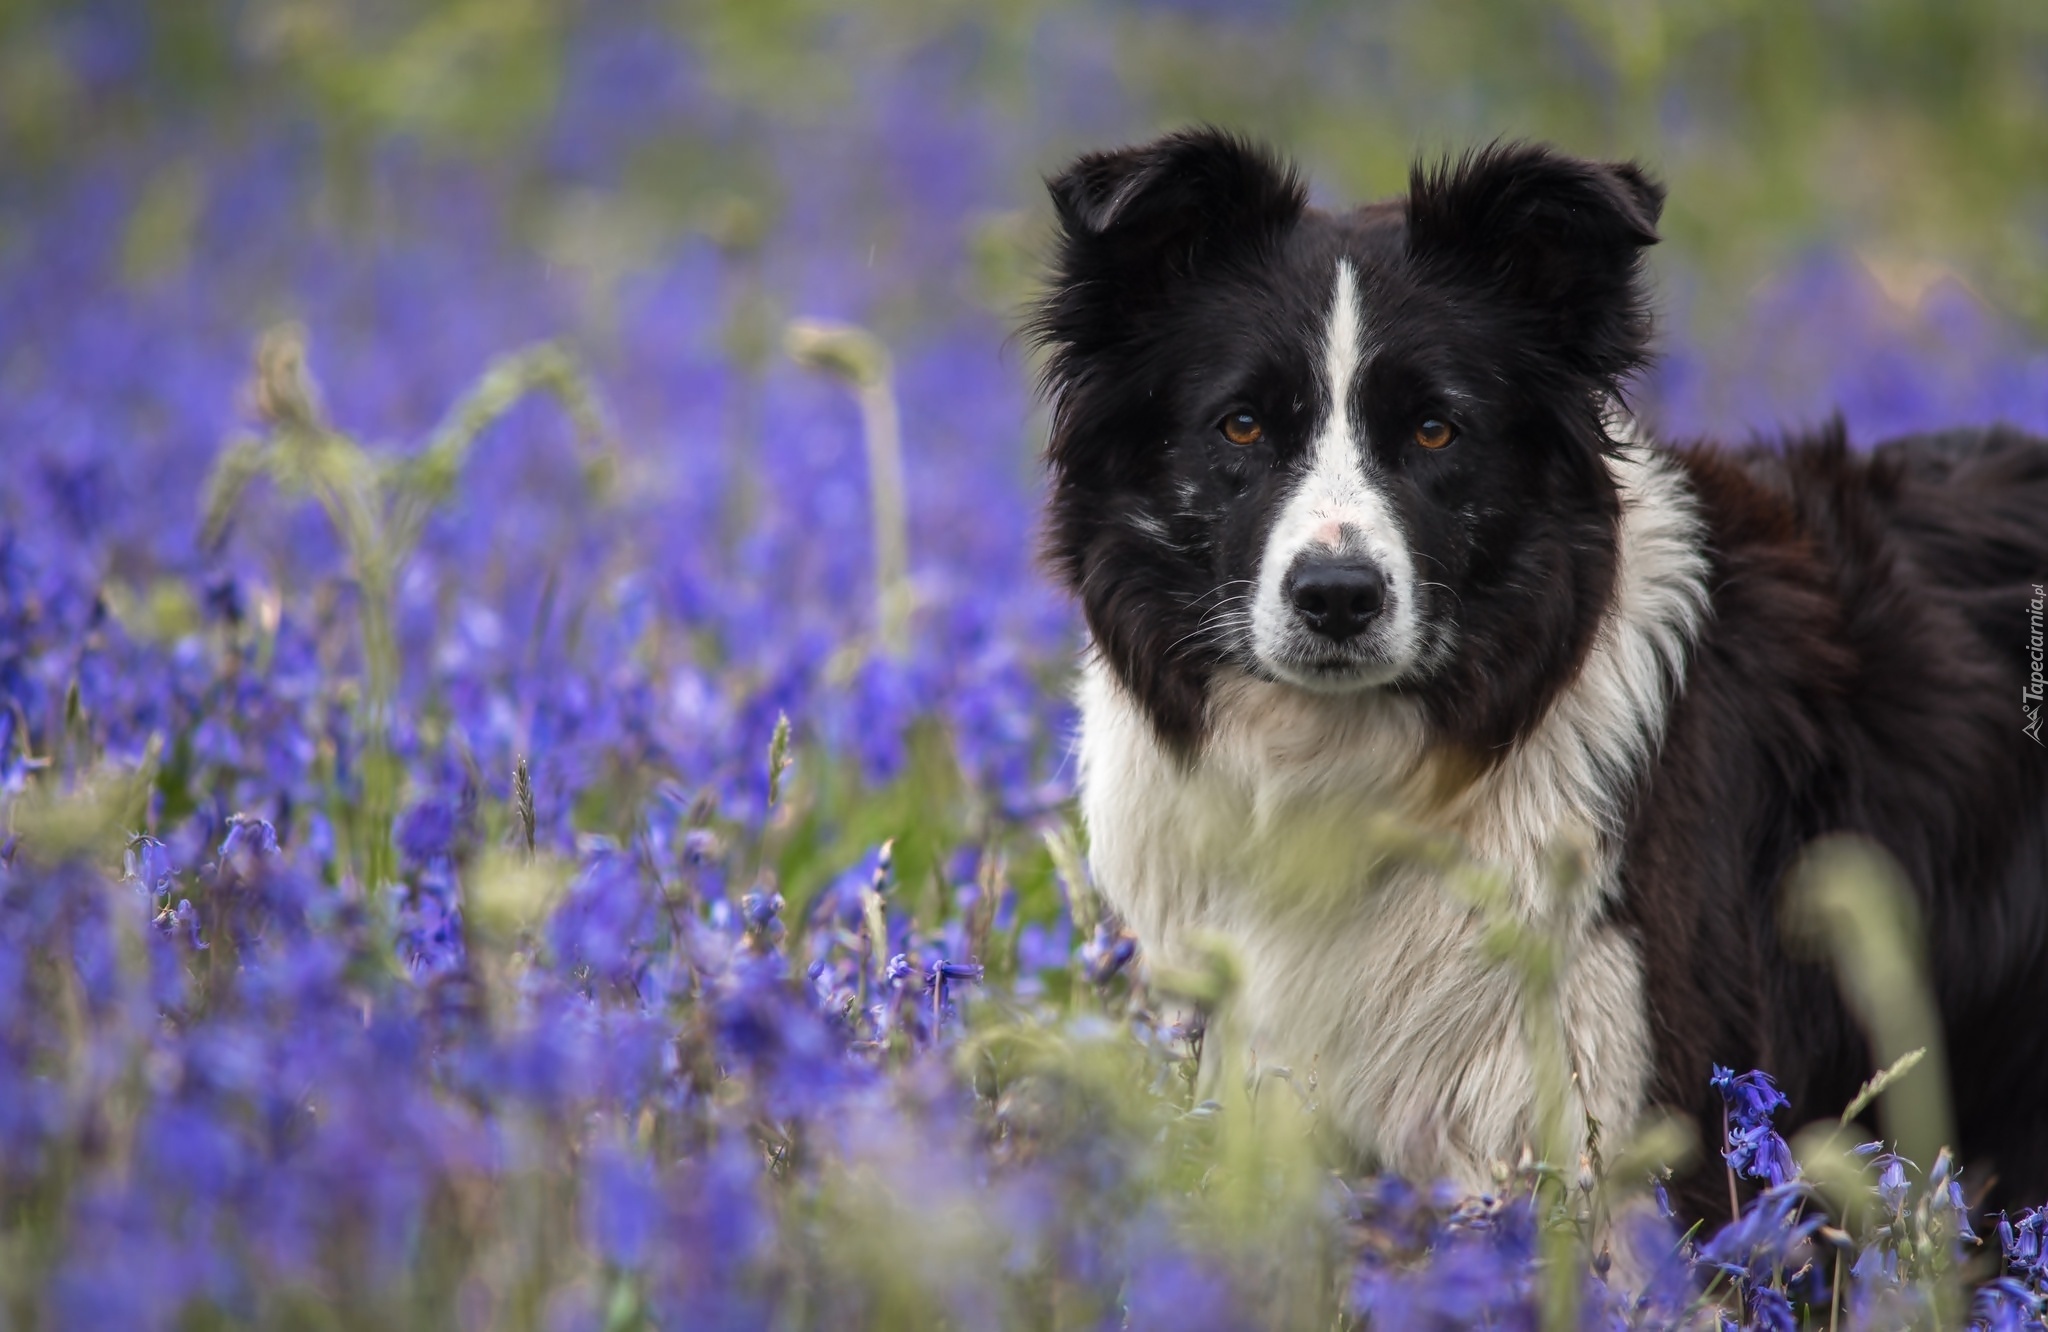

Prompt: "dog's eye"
[1414,419,1457,450]
[1219,412,1264,446]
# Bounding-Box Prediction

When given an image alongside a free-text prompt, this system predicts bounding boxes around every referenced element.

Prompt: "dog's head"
[1031,129,1663,759]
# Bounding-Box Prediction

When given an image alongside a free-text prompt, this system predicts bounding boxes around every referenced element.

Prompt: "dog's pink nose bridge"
[1312,518,1347,549]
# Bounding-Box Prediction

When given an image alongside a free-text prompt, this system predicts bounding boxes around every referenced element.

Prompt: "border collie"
[1028,129,2048,1212]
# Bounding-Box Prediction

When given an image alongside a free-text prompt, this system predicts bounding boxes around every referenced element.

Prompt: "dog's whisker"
[1414,580,1463,611]
[1173,579,1258,609]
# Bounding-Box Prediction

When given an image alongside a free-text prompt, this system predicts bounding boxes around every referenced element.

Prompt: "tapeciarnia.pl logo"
[2028,583,2046,745]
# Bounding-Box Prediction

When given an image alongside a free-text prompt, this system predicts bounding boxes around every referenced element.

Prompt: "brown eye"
[1220,412,1263,446]
[1414,418,1456,450]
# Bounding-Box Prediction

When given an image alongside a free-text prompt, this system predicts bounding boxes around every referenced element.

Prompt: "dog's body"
[1031,130,2048,1211]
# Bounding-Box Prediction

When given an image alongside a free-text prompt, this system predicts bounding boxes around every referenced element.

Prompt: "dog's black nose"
[1285,557,1386,641]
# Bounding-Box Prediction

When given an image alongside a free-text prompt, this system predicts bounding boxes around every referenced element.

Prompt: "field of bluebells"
[5,4,2048,1328]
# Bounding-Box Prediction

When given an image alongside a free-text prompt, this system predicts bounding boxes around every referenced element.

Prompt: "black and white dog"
[1029,129,2048,1211]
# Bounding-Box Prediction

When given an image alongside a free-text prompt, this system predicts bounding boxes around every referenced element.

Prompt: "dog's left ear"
[1407,143,1664,380]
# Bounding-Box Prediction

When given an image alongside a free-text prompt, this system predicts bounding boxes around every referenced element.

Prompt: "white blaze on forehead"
[1301,259,1374,532]
[1248,259,1423,685]
[1322,259,1364,431]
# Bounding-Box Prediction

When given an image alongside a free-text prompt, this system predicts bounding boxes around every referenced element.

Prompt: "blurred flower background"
[1,2,2046,1328]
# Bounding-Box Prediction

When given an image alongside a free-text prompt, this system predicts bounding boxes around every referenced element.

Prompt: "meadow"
[3,3,2048,1327]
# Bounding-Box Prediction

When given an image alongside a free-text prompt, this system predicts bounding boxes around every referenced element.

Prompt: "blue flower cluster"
[1713,1065,1797,1188]
[1693,1062,2036,1331]
[4,6,2048,1329]
[1983,1209,2048,1331]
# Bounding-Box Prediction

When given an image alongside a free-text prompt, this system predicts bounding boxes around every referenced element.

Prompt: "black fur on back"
[1627,423,2048,1214]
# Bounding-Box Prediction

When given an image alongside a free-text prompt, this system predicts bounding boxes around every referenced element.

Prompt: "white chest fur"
[1074,447,1710,1189]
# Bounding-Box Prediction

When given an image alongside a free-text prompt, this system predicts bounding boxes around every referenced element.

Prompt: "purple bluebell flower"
[2000,1208,2046,1276]
[1971,1277,2048,1332]
[740,888,786,952]
[1726,1120,1800,1188]
[1082,921,1138,985]
[924,956,982,1034]
[393,864,465,976]
[1699,1187,1822,1289]
[1923,1150,1981,1244]
[1852,1238,1899,1285]
[1874,1153,1914,1214]
[1712,1065,1791,1126]
[395,797,457,869]
[1714,1066,1800,1187]
[682,828,721,866]
[1015,914,1074,986]
[219,813,279,863]
[583,1141,663,1268]
[163,897,206,950]
[1749,1284,1798,1332]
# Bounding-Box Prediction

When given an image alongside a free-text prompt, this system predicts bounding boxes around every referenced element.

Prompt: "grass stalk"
[784,319,912,656]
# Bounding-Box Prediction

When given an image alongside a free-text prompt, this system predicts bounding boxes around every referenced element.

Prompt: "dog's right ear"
[1035,129,1306,356]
